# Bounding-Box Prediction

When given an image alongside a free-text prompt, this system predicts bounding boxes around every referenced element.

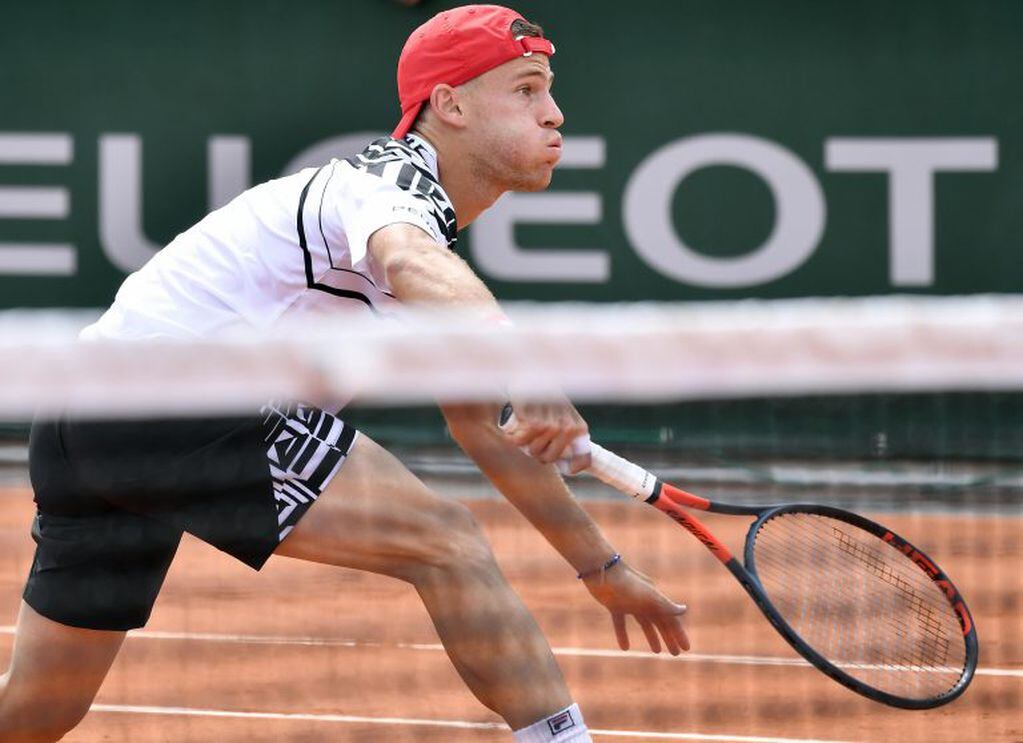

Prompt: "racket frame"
[742,502,978,709]
[620,462,979,710]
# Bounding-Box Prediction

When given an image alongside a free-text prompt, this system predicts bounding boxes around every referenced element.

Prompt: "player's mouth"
[546,136,563,164]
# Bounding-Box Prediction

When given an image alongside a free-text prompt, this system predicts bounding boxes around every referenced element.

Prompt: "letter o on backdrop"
[623,134,826,288]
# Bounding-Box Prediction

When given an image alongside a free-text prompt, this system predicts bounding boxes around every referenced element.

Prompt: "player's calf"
[396,501,577,729]
[276,434,584,732]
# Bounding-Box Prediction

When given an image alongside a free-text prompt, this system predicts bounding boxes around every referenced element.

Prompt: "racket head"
[741,504,978,710]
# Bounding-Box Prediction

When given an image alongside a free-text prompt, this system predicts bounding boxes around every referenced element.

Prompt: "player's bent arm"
[368,223,500,310]
[441,402,616,575]
[369,223,591,470]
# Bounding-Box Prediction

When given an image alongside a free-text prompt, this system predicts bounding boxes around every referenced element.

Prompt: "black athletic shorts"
[23,403,358,631]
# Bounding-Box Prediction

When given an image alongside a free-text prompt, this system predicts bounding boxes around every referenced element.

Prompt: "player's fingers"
[539,428,575,464]
[676,624,692,652]
[661,610,692,653]
[654,598,689,653]
[538,406,584,452]
[507,422,551,448]
[612,612,629,651]
[654,617,682,656]
[526,427,559,459]
[637,617,661,654]
[535,429,569,463]
[658,600,691,651]
[546,403,586,440]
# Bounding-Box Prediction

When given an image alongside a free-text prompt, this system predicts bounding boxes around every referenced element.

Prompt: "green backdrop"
[1,0,1020,305]
[2,1,1020,462]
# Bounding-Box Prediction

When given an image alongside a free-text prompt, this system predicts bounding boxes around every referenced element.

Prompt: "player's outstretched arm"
[369,222,499,310]
[442,402,690,656]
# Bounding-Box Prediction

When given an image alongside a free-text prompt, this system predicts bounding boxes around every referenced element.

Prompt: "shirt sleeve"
[334,167,446,267]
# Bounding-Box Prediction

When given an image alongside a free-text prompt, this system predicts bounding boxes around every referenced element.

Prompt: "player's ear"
[429,84,468,129]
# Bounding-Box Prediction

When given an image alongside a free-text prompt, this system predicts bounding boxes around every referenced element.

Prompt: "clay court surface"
[1,483,1020,742]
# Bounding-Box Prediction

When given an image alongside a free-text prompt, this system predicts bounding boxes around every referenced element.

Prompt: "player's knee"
[0,708,88,742]
[0,679,92,742]
[436,499,494,566]
[418,498,497,575]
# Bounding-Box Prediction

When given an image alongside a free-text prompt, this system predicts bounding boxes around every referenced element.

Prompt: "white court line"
[88,703,855,742]
[2,625,1021,678]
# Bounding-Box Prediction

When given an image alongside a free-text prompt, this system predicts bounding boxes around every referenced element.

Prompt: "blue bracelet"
[577,553,622,580]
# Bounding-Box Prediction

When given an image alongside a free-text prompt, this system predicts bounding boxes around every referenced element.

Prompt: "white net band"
[2,295,1021,418]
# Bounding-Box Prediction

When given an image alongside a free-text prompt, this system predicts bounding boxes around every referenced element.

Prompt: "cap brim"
[391,101,424,139]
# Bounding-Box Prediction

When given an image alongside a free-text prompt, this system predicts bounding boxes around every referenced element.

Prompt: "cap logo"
[508,18,554,57]
[509,18,532,36]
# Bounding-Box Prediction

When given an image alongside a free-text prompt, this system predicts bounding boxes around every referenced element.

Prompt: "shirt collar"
[403,132,440,178]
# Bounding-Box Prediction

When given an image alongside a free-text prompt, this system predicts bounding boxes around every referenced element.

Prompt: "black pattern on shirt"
[344,134,458,249]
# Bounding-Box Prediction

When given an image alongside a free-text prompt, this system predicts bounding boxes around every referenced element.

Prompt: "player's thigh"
[2,601,125,722]
[274,433,491,580]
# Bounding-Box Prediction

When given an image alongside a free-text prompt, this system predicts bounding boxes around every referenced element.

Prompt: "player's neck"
[438,159,503,230]
[411,130,503,230]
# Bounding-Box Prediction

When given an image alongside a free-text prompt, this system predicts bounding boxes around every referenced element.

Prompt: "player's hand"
[501,397,591,474]
[582,560,690,655]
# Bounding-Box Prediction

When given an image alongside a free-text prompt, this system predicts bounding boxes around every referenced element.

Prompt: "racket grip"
[499,404,658,497]
[588,443,659,501]
[498,405,591,475]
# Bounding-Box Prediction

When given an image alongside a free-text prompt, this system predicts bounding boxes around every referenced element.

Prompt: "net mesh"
[751,511,969,701]
[0,296,1019,741]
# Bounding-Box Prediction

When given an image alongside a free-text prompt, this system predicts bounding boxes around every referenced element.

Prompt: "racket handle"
[588,442,659,501]
[498,403,657,499]
[498,404,592,475]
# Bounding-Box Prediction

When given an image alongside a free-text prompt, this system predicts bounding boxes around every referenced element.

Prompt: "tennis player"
[0,5,688,741]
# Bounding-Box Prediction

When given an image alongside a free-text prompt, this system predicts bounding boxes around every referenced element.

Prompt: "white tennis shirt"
[82,133,457,340]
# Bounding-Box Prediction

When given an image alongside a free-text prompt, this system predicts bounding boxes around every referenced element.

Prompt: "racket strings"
[760,529,937,670]
[831,529,954,661]
[756,528,951,691]
[760,521,955,676]
[756,517,962,690]
[762,518,955,657]
[751,513,966,701]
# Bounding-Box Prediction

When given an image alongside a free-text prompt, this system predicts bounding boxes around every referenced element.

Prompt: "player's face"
[462,54,564,192]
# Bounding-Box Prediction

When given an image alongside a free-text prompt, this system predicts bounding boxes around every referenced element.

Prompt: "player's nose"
[542,93,564,129]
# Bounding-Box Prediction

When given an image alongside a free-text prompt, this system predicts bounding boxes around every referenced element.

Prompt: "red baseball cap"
[392,4,555,139]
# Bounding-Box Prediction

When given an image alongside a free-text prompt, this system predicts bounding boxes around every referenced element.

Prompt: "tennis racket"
[500,406,979,710]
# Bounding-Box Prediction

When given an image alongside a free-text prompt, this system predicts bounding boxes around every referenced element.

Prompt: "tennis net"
[0,295,1019,742]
